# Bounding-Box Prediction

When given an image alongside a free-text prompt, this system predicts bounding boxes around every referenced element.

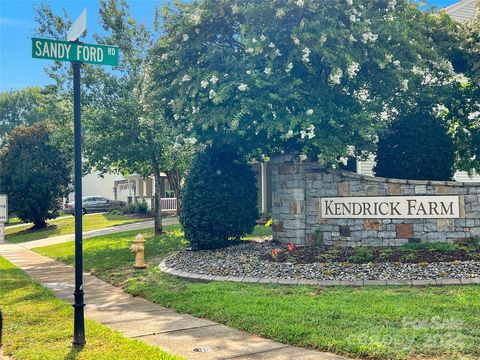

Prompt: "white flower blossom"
[168,99,175,106]
[320,35,327,44]
[238,83,248,91]
[380,111,389,120]
[285,62,293,73]
[230,119,239,129]
[274,49,282,56]
[245,47,254,54]
[195,28,200,34]
[385,54,393,63]
[349,14,357,22]
[433,104,449,117]
[276,8,286,18]
[260,34,266,42]
[246,70,253,75]
[347,62,360,78]
[300,130,307,139]
[468,111,480,120]
[299,154,308,161]
[329,68,343,85]
[209,89,217,100]
[192,106,199,114]
[182,34,189,42]
[306,109,314,115]
[361,31,378,43]
[210,75,219,84]
[348,34,357,42]
[292,36,300,45]
[161,53,168,60]
[174,114,180,120]
[175,60,180,65]
[356,89,369,102]
[182,75,191,82]
[231,4,239,14]
[400,79,409,91]
[393,60,400,67]
[286,130,294,138]
[454,73,470,85]
[296,0,305,7]
[388,0,396,10]
[184,137,198,145]
[201,80,209,89]
[190,12,202,25]
[269,42,275,48]
[302,47,311,63]
[264,67,272,76]
[347,0,353,5]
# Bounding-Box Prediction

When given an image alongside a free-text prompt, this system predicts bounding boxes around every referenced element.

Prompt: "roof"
[443,0,478,22]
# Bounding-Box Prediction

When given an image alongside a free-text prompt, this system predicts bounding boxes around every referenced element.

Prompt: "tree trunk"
[153,167,163,235]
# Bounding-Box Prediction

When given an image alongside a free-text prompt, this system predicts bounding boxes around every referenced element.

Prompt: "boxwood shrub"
[180,144,258,250]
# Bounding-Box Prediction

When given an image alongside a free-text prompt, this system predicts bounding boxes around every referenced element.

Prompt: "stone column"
[271,155,306,245]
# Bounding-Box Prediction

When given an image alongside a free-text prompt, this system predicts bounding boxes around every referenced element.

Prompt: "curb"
[159,259,480,287]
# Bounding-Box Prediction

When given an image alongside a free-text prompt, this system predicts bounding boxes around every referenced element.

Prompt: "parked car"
[65,196,126,215]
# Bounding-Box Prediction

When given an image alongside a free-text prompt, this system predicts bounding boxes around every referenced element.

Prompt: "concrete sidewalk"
[0,242,348,359]
[18,217,178,249]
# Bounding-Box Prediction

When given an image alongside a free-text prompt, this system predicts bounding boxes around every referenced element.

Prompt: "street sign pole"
[72,60,85,347]
[32,9,118,347]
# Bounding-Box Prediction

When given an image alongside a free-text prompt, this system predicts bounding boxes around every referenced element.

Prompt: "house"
[443,0,478,22]
[67,170,124,203]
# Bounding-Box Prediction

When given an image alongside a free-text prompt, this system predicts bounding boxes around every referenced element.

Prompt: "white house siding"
[68,171,124,202]
[356,156,480,182]
[444,0,478,22]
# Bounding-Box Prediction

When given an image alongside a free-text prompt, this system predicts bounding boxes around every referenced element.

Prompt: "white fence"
[160,198,177,212]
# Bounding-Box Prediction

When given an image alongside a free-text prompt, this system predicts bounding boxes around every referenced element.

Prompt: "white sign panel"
[0,194,7,223]
[0,223,4,244]
[67,8,87,42]
[320,196,460,219]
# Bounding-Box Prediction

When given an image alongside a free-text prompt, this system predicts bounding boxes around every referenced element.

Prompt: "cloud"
[0,17,25,27]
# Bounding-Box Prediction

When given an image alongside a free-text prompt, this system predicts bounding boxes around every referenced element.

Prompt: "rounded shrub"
[180,144,258,250]
[374,109,455,181]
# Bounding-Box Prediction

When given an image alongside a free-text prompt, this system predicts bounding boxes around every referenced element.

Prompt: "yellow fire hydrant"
[130,233,147,269]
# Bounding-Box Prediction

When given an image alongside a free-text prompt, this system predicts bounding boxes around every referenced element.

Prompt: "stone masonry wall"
[271,155,480,246]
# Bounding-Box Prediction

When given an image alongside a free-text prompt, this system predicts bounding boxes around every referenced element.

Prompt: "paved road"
[18,218,178,249]
[0,223,349,359]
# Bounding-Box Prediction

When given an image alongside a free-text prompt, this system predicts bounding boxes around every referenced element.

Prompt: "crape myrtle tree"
[148,0,474,168]
[0,123,70,228]
[34,1,196,234]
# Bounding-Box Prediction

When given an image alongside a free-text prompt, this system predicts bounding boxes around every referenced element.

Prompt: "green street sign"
[32,37,118,66]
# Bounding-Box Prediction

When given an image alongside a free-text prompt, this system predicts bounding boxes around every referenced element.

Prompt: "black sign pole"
[72,60,86,347]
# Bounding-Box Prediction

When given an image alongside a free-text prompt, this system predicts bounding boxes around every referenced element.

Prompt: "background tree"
[0,123,70,228]
[373,106,455,180]
[34,1,196,233]
[0,87,48,148]
[180,144,258,250]
[150,0,473,168]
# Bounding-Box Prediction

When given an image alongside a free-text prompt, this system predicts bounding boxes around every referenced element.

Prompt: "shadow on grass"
[65,344,84,360]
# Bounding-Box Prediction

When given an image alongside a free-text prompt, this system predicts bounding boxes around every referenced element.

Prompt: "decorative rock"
[396,224,413,239]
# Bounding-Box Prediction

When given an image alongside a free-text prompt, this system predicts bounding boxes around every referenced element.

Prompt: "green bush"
[374,108,455,181]
[134,200,149,214]
[180,144,258,250]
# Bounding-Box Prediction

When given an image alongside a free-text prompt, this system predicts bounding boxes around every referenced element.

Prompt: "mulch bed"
[260,244,480,264]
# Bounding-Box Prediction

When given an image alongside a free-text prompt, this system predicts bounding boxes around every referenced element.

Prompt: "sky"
[0,0,460,92]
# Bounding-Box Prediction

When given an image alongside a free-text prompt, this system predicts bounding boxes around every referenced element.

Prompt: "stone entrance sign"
[321,196,460,219]
[271,155,480,247]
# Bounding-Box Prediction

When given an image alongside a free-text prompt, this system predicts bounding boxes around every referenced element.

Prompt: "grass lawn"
[5,213,150,243]
[33,227,480,360]
[0,256,182,360]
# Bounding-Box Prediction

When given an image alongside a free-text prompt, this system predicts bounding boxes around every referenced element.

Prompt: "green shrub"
[180,144,258,250]
[348,247,375,263]
[374,108,455,181]
[134,200,149,214]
